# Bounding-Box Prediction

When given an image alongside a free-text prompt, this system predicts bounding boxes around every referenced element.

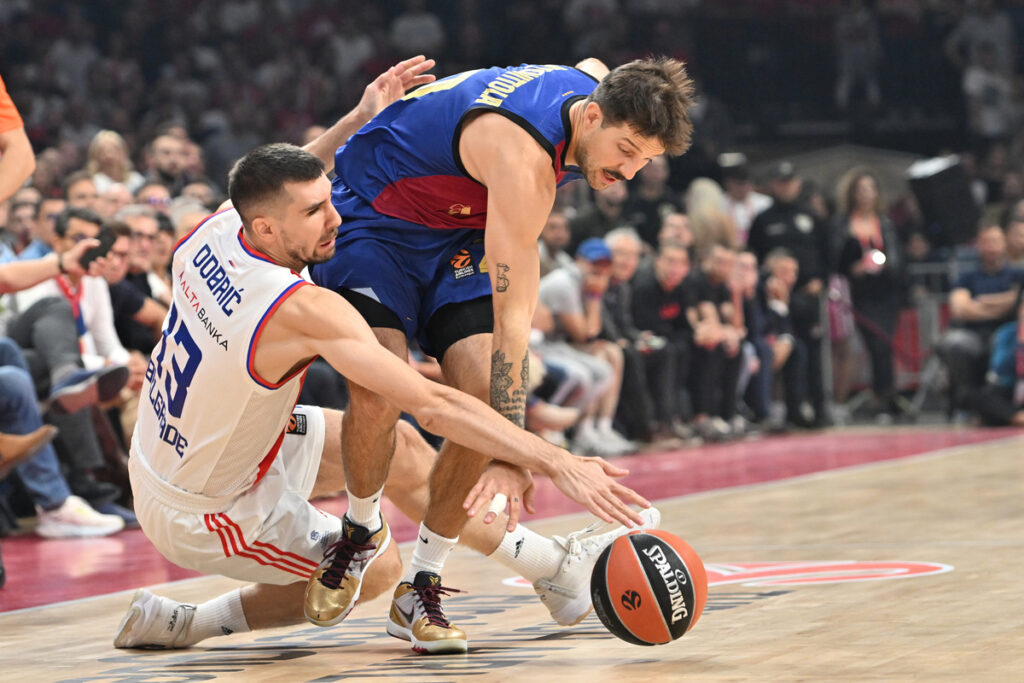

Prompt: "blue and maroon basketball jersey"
[332,64,599,233]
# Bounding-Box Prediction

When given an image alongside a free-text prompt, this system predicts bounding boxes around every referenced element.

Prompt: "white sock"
[578,416,596,433]
[597,416,613,433]
[404,523,458,581]
[346,485,384,530]
[186,589,249,645]
[488,525,565,583]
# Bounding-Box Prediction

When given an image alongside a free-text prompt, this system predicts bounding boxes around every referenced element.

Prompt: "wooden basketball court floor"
[2,425,1023,681]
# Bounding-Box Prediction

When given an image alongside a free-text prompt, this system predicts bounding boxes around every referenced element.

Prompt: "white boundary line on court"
[3,430,1022,617]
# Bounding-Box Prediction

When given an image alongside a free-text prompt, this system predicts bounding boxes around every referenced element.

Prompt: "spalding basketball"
[590,530,707,645]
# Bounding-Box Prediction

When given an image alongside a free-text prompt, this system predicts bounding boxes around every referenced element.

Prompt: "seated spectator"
[734,250,771,423]
[657,211,695,252]
[527,311,585,447]
[762,249,809,428]
[569,181,629,254]
[969,297,1024,427]
[603,227,681,442]
[624,155,680,248]
[180,179,220,210]
[687,244,745,439]
[0,337,123,538]
[630,240,695,433]
[63,170,99,211]
[134,181,172,216]
[685,177,739,252]
[719,152,772,246]
[7,207,133,512]
[538,210,573,278]
[85,130,145,195]
[2,199,36,259]
[19,197,65,261]
[143,134,191,196]
[96,183,133,220]
[535,238,633,455]
[116,204,171,306]
[938,222,1023,412]
[1005,200,1024,268]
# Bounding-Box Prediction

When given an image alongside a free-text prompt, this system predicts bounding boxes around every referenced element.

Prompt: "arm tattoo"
[495,263,510,292]
[490,349,528,427]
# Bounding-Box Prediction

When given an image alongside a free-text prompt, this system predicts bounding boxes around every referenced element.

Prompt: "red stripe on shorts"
[213,513,316,578]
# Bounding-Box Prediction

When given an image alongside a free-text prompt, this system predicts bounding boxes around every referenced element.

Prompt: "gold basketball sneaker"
[386,571,467,654]
[304,514,391,627]
[113,589,196,649]
[534,506,661,626]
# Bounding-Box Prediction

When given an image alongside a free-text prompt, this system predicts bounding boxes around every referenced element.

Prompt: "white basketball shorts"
[130,405,342,585]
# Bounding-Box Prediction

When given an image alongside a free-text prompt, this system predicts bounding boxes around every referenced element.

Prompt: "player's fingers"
[506,495,522,531]
[614,482,651,511]
[595,457,629,477]
[583,493,615,524]
[523,486,537,515]
[463,481,494,515]
[407,74,436,88]
[463,480,485,510]
[605,487,645,527]
[487,493,508,517]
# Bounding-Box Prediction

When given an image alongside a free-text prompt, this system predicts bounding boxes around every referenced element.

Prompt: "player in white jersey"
[115,59,655,653]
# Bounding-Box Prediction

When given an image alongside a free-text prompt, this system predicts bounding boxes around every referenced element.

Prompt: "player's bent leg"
[342,326,408,498]
[391,331,492,654]
[305,328,406,627]
[423,332,494,537]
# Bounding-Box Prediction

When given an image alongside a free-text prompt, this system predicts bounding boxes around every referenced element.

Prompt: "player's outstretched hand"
[463,461,536,531]
[357,55,436,122]
[549,455,650,527]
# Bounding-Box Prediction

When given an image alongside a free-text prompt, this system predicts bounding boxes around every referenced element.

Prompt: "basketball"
[590,530,707,645]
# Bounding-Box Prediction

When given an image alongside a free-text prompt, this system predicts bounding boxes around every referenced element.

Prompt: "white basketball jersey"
[133,208,313,498]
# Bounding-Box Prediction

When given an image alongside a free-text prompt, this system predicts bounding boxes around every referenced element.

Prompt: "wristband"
[56,253,67,275]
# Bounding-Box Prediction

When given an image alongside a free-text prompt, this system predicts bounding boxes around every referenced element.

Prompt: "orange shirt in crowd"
[0,74,25,134]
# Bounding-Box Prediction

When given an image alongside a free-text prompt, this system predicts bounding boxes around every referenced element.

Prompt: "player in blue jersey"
[307,58,695,653]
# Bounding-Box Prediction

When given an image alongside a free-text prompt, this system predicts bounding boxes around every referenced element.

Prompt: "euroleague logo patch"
[620,590,642,611]
[450,249,476,279]
[287,412,307,435]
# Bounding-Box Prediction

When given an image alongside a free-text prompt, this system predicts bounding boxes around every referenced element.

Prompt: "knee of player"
[345,386,403,425]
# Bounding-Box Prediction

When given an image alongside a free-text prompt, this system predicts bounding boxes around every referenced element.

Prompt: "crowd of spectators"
[4,1,1024,591]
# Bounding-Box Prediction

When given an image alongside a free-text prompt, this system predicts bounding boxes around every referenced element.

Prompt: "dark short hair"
[54,206,103,237]
[9,200,37,216]
[61,170,94,199]
[134,180,170,199]
[658,240,690,257]
[104,220,132,240]
[227,143,324,228]
[587,58,696,156]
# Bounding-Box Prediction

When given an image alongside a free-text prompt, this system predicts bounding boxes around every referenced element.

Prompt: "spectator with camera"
[835,168,905,420]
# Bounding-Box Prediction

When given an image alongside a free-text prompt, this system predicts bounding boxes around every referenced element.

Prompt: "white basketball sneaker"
[113,589,196,649]
[533,506,661,626]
